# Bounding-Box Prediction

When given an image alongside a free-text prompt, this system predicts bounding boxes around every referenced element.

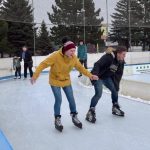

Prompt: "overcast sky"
[32,0,119,25]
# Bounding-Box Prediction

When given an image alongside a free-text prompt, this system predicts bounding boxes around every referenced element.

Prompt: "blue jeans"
[90,78,118,108]
[51,85,77,116]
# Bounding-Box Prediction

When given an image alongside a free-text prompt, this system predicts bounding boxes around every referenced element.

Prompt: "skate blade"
[55,126,63,132]
[74,123,82,129]
[112,112,125,117]
[85,117,96,123]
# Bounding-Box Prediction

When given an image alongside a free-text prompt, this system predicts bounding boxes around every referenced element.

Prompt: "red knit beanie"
[62,41,76,54]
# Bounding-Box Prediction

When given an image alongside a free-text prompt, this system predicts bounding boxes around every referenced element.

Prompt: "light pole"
[137,0,149,51]
[106,0,109,39]
[83,0,86,44]
[143,0,148,51]
[32,0,36,66]
[32,0,35,56]
[128,0,132,51]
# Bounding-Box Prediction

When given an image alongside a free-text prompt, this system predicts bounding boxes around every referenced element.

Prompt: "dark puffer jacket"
[91,53,125,91]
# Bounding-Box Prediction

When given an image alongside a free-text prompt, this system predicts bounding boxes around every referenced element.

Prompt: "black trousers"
[79,59,87,69]
[79,59,88,75]
[24,62,33,78]
[15,67,21,77]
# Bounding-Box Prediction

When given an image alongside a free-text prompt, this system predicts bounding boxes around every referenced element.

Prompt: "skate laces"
[114,103,121,109]
[113,103,124,114]
[55,117,62,126]
[72,115,81,124]
[90,108,96,116]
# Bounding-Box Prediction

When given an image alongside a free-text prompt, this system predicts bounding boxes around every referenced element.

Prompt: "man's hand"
[30,77,36,85]
[90,75,99,80]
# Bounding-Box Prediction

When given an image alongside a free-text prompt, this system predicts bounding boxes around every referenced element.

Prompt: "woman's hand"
[30,77,36,85]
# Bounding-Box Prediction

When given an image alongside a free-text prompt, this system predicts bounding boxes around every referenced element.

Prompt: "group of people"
[30,37,127,132]
[13,46,33,79]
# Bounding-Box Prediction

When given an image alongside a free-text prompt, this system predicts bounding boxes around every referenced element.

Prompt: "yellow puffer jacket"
[33,49,92,87]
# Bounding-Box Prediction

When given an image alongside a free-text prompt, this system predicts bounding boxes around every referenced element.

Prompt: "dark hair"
[22,45,28,49]
[62,36,70,44]
[116,46,127,53]
[61,36,70,54]
[79,39,84,42]
[79,39,84,44]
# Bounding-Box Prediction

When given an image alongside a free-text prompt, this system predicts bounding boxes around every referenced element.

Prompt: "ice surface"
[0,72,150,150]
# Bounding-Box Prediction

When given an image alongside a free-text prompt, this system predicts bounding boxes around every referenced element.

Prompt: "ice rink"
[0,71,150,150]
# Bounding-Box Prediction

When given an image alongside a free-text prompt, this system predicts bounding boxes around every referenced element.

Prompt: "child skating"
[13,56,21,79]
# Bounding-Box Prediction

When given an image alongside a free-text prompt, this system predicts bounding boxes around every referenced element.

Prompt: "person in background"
[86,46,127,123]
[77,40,88,77]
[13,56,21,79]
[30,41,98,132]
[20,46,33,79]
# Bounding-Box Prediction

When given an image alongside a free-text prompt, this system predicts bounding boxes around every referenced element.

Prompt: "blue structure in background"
[0,130,13,150]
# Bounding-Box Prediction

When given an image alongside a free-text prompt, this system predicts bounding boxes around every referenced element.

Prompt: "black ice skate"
[112,103,125,117]
[78,74,82,78]
[71,113,82,129]
[86,107,96,123]
[55,115,63,132]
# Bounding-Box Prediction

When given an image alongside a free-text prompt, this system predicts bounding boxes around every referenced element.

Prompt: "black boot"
[78,74,82,77]
[55,115,63,132]
[71,112,82,129]
[86,107,96,123]
[112,103,125,117]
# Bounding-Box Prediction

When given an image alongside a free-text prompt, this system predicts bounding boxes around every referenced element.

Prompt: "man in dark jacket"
[86,46,127,123]
[20,46,33,79]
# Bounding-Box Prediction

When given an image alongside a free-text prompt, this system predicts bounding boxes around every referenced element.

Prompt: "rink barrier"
[0,71,49,81]
[0,63,150,81]
[0,51,150,77]
[123,63,150,75]
[0,62,150,100]
[120,78,150,101]
[78,74,150,101]
[78,63,150,101]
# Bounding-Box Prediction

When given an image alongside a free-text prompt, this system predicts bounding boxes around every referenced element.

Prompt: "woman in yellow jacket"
[31,41,98,132]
